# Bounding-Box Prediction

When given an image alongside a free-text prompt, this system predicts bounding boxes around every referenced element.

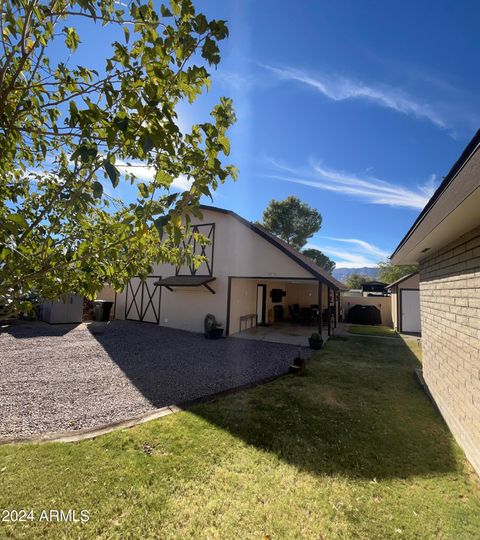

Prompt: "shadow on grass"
[82,321,457,481]
[189,335,459,480]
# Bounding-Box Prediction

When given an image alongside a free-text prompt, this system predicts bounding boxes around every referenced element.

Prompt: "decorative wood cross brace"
[176,223,215,276]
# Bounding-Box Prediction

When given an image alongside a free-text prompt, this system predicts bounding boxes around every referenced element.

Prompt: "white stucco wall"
[96,284,116,302]
[114,209,322,333]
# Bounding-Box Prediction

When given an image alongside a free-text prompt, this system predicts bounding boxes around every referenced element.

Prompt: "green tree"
[345,273,370,289]
[0,0,237,313]
[302,248,336,274]
[259,196,322,250]
[377,261,417,284]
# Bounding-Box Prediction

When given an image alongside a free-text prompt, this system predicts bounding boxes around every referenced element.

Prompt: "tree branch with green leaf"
[377,261,417,284]
[0,0,237,313]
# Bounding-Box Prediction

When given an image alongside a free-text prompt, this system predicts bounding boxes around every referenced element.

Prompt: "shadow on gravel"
[87,320,304,409]
[189,335,459,481]
[0,320,80,338]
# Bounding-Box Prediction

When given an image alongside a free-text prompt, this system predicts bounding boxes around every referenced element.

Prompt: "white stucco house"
[113,205,345,338]
[391,129,480,475]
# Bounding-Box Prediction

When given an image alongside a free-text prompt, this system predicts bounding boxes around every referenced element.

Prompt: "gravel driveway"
[0,320,305,439]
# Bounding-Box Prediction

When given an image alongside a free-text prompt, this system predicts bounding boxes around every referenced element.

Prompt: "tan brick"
[419,223,480,476]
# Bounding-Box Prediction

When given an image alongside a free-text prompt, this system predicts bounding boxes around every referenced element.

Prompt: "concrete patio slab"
[231,322,335,346]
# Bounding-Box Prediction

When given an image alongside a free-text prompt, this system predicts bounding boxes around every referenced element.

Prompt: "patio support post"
[317,280,323,337]
[333,289,337,328]
[327,286,331,336]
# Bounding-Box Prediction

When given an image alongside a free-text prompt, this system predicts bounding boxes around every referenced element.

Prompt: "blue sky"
[56,1,480,267]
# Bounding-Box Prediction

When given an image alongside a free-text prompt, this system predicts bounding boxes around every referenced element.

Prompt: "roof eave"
[390,129,480,261]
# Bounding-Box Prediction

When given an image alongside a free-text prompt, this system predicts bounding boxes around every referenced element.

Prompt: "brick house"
[391,129,480,475]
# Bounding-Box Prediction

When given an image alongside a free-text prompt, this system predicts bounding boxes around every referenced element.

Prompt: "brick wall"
[420,224,480,475]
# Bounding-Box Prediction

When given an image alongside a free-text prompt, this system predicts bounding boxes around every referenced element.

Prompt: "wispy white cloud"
[264,157,438,210]
[261,64,447,129]
[320,237,389,259]
[215,70,256,92]
[306,238,388,269]
[116,161,193,191]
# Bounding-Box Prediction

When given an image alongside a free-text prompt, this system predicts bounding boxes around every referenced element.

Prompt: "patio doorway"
[256,284,267,325]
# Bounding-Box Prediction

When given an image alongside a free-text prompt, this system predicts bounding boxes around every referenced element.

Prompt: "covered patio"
[227,277,341,345]
[230,322,316,346]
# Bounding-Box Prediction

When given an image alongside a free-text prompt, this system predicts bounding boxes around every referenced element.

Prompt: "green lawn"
[348,324,399,337]
[0,337,479,539]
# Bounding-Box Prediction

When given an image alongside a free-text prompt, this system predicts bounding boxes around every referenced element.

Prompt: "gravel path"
[0,320,306,438]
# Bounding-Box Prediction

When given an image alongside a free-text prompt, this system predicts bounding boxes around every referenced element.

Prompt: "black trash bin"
[93,300,113,321]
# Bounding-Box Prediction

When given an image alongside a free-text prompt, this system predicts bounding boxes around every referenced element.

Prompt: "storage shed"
[39,294,83,324]
[389,272,420,334]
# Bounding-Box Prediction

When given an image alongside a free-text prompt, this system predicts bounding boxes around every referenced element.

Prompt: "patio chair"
[288,304,303,323]
[301,307,316,324]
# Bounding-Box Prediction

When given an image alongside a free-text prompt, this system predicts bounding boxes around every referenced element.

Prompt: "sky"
[53,0,480,268]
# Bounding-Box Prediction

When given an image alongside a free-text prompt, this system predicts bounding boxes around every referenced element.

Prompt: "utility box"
[39,295,83,324]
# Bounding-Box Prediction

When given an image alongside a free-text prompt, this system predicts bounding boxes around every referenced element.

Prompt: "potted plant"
[204,313,224,339]
[309,332,323,350]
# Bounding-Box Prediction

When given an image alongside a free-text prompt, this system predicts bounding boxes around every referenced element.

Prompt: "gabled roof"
[387,272,418,289]
[198,204,347,290]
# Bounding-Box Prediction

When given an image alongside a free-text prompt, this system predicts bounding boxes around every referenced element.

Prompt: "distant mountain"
[332,267,379,283]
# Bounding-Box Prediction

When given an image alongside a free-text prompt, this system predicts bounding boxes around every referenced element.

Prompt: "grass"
[348,324,399,337]
[0,337,479,539]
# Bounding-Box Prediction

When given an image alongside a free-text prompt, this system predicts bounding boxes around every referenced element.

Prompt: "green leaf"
[92,181,103,198]
[8,213,28,229]
[123,27,130,43]
[195,14,208,34]
[209,20,229,40]
[0,247,10,261]
[71,143,98,163]
[218,134,230,156]
[154,215,170,239]
[141,135,154,154]
[113,115,129,132]
[169,0,181,17]
[103,160,120,188]
[63,27,80,52]
[160,5,173,17]
[201,37,220,65]
[137,182,149,198]
[165,193,178,206]
[85,3,97,21]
